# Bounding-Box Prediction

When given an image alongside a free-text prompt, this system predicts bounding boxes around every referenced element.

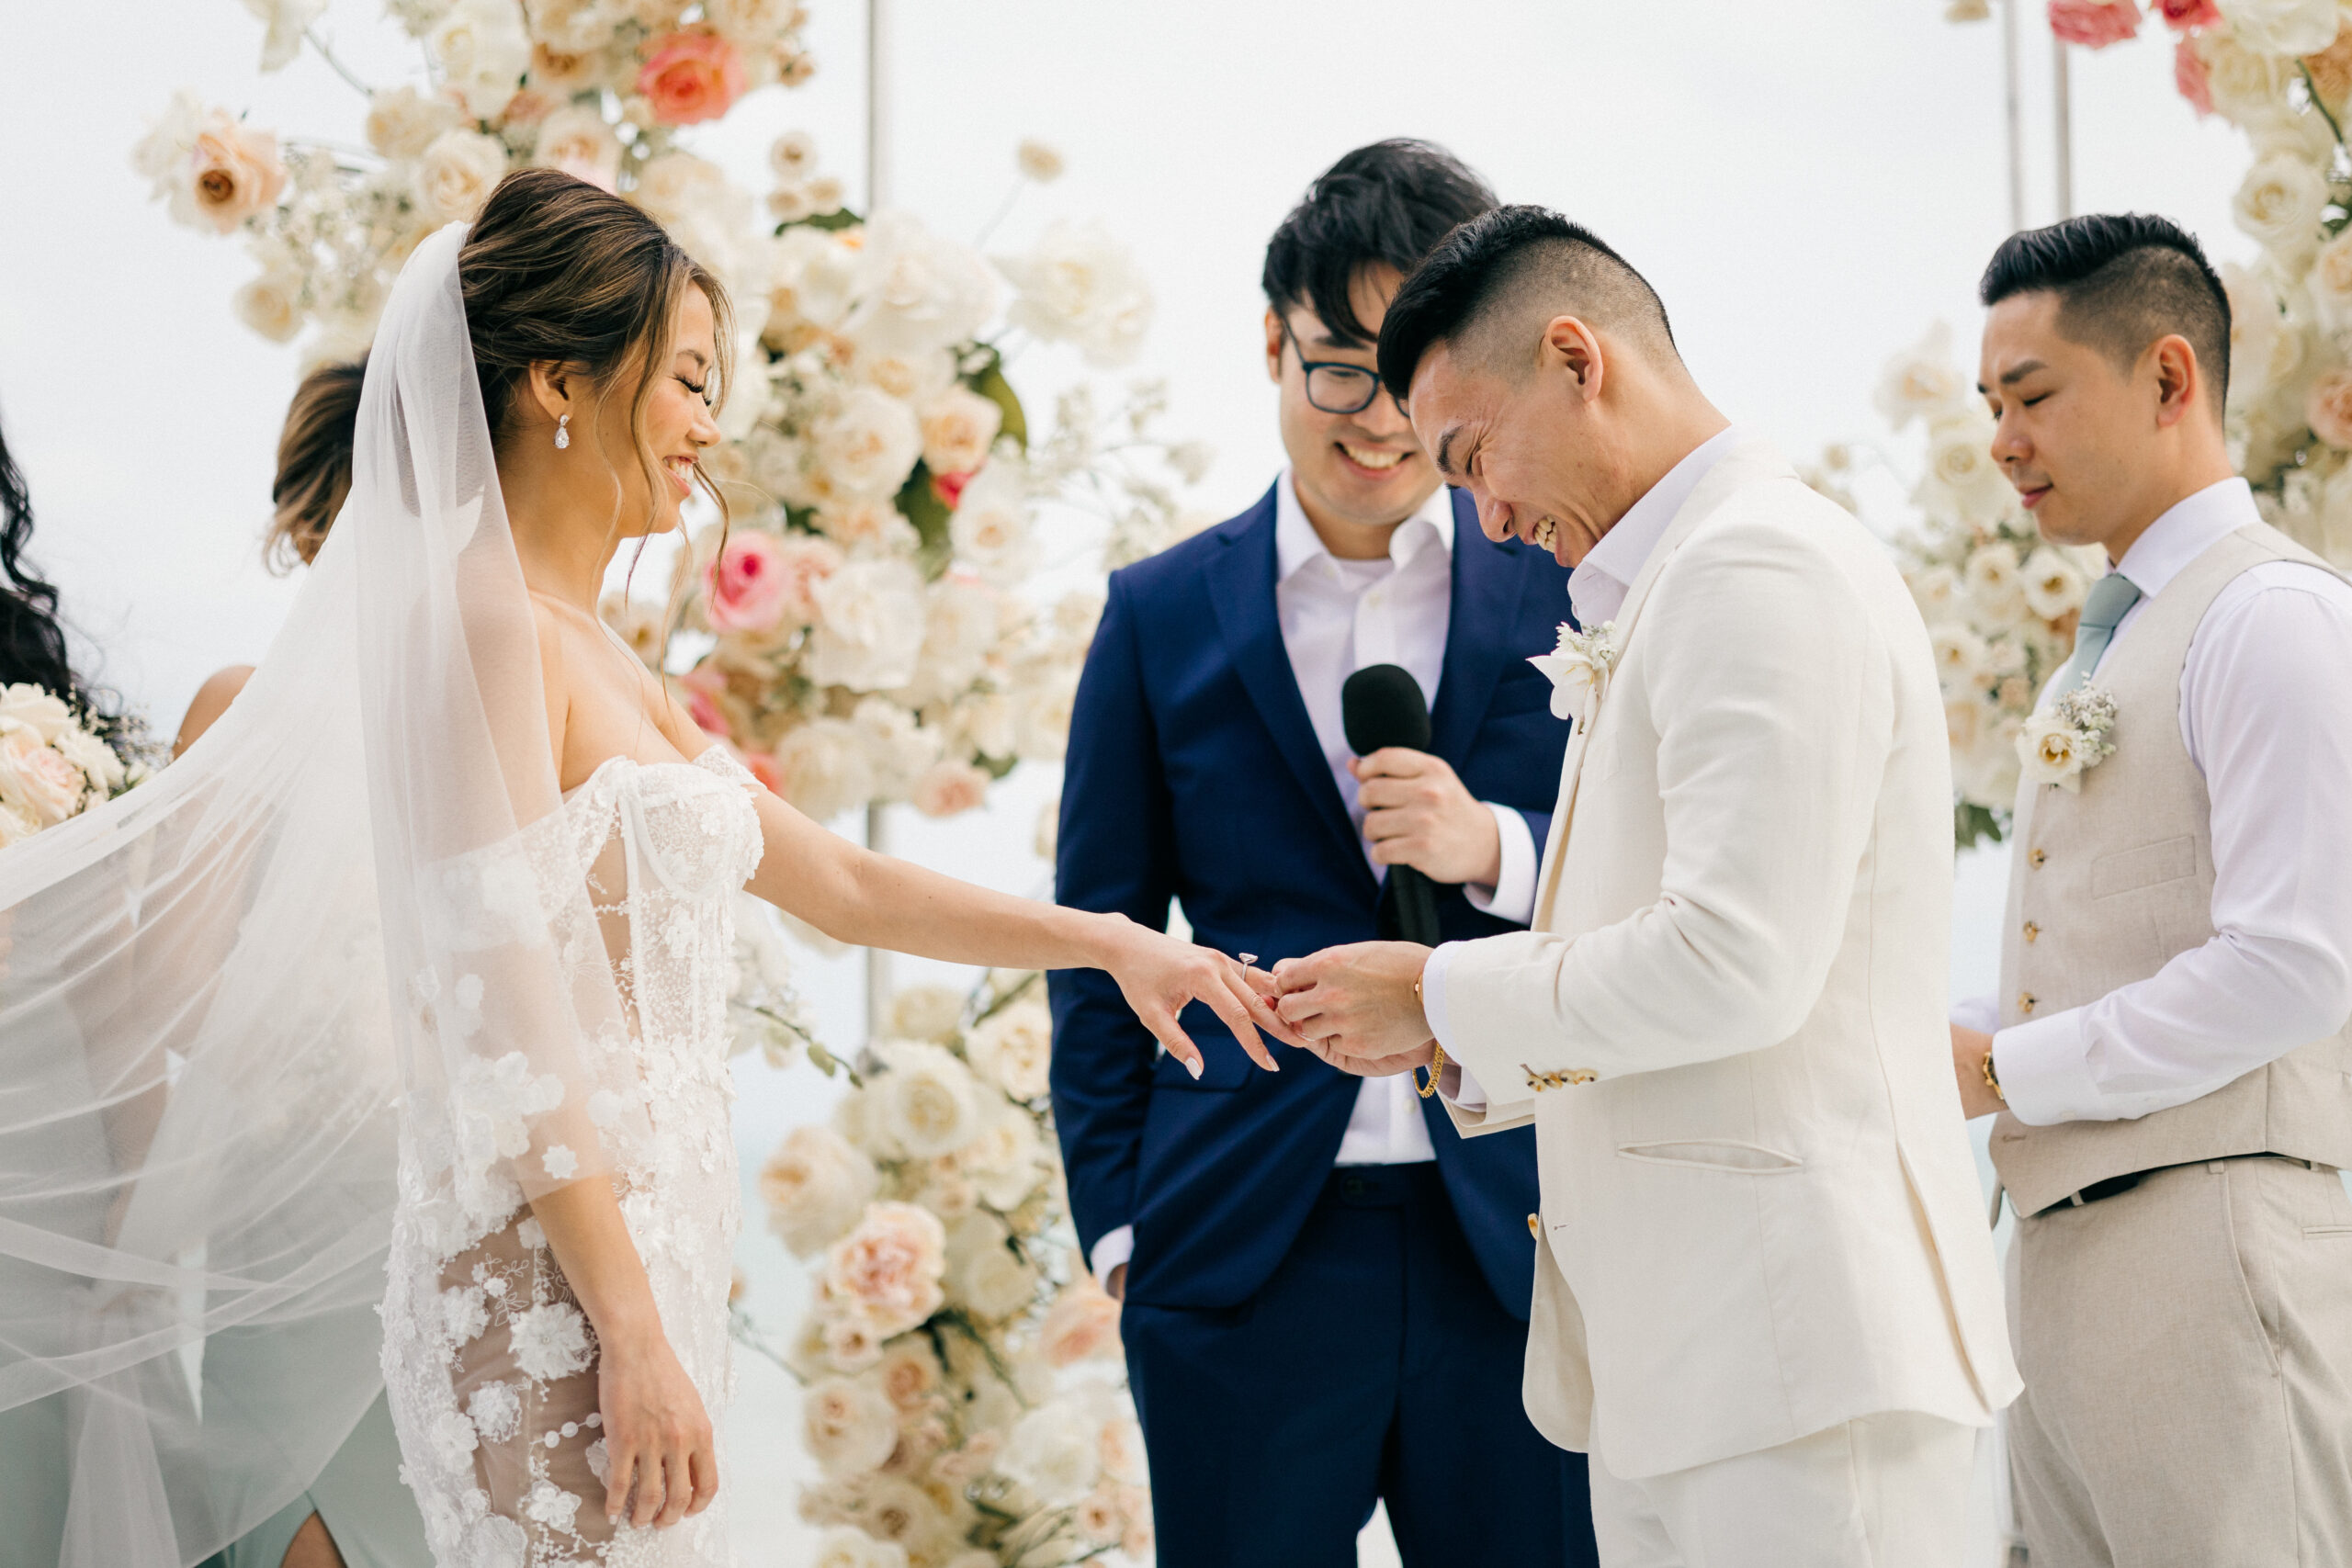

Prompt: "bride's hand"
[1094,916,1306,1076]
[598,1326,718,1529]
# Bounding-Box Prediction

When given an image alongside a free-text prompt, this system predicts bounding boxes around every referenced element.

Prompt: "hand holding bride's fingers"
[1268,942,1433,1063]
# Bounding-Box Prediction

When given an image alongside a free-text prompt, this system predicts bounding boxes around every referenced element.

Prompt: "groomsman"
[1048,141,1598,1567]
[1954,213,2352,1566]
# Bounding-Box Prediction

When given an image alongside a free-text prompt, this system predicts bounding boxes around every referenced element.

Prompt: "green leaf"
[895,462,956,574]
[965,347,1028,452]
[1953,800,2007,852]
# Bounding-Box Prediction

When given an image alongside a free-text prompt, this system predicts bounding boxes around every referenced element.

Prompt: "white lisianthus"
[1872,321,1973,431]
[807,560,927,692]
[2218,0,2340,55]
[814,387,923,501]
[427,0,529,120]
[919,387,1004,476]
[1013,670,1080,762]
[413,130,509,226]
[998,1401,1102,1506]
[1917,409,2013,527]
[847,211,1001,356]
[2019,548,2088,621]
[364,85,463,159]
[761,1124,879,1258]
[966,998,1053,1101]
[947,459,1038,586]
[2233,152,2327,263]
[769,716,875,822]
[803,1377,899,1479]
[1528,619,1616,718]
[1001,219,1155,369]
[871,1041,983,1159]
[242,0,327,72]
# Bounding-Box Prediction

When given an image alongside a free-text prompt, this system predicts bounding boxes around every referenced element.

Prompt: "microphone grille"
[1340,663,1432,755]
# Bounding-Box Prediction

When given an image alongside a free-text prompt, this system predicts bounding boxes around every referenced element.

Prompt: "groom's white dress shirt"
[1955,477,2352,1125]
[1423,425,1744,1091]
[1086,472,1541,1283]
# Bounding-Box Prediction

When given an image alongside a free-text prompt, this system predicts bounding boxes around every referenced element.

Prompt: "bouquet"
[0,684,152,847]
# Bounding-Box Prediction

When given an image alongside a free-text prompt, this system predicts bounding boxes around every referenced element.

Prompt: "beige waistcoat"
[1990,522,2352,1216]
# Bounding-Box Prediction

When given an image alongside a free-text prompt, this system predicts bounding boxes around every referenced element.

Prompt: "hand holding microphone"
[1340,665,1503,943]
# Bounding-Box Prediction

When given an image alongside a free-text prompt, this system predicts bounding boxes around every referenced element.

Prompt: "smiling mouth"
[1530,516,1558,549]
[1336,441,1407,473]
[2017,480,2051,509]
[664,456,695,495]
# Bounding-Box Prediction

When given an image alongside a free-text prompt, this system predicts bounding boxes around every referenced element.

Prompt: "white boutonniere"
[2015,683,2118,793]
[1529,620,1617,722]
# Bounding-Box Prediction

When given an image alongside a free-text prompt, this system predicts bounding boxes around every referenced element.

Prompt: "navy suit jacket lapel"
[1204,486,1374,883]
[1430,488,1549,765]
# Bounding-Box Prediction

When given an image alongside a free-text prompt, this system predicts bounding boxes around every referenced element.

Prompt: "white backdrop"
[0,4,2267,1562]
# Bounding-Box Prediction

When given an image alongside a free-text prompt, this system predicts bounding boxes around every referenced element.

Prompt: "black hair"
[1979,213,2231,411]
[1261,139,1497,348]
[1377,204,1674,399]
[0,411,139,750]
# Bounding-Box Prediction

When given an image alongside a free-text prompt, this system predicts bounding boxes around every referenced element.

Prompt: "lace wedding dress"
[381,749,763,1568]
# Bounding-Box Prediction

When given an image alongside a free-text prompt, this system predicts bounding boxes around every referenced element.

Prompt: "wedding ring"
[1238,953,1258,966]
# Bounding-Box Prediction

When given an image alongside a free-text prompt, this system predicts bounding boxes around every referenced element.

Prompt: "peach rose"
[2176,35,2214,115]
[185,118,288,235]
[745,750,786,795]
[2049,0,2141,48]
[910,760,989,819]
[0,728,90,827]
[1037,1273,1123,1368]
[637,31,746,126]
[2308,367,2352,448]
[821,1201,946,1339]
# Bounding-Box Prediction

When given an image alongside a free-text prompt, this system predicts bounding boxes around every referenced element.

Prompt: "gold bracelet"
[1420,1041,1447,1099]
[1980,1044,2006,1104]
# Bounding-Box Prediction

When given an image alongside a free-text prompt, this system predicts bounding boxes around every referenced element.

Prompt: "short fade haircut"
[1979,213,2231,411]
[1261,139,1498,349]
[1377,205,1677,400]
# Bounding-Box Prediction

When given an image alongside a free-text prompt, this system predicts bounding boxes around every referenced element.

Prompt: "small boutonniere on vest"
[2016,683,2118,793]
[1531,620,1618,728]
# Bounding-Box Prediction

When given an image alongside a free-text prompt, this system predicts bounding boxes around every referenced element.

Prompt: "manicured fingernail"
[1186,1055,1203,1079]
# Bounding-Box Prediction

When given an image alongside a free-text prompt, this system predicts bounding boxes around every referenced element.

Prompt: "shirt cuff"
[1951,993,2000,1035]
[1089,1225,1134,1281]
[1442,1059,1488,1111]
[1464,803,1537,926]
[1420,941,1464,1057]
[1989,1009,2099,1126]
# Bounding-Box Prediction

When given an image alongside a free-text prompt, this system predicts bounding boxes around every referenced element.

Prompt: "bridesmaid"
[175,360,432,1568]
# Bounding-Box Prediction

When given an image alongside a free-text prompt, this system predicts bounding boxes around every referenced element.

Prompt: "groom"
[1049,142,1596,1566]
[1274,207,2020,1566]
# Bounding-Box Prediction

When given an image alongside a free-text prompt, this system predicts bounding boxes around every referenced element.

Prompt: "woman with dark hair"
[0,168,1293,1568]
[0,410,140,750]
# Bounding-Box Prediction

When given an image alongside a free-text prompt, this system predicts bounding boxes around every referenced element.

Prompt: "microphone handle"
[1391,865,1442,948]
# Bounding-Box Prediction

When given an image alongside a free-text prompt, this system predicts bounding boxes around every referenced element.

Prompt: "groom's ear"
[1541,315,1605,400]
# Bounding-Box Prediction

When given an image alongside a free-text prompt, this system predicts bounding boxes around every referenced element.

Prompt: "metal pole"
[2052,34,2075,220]
[2001,0,2026,231]
[865,803,892,1034]
[863,0,894,1039]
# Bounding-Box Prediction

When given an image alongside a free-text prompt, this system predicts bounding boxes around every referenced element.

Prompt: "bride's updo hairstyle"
[457,166,733,531]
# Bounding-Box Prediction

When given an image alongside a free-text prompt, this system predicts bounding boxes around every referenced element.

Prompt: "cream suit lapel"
[1529,440,1802,930]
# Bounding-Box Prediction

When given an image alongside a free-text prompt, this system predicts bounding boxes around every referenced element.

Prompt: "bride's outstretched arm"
[741,791,1300,1076]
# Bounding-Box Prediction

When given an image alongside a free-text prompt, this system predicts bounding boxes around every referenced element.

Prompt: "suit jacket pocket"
[1614,1140,1804,1174]
[2090,835,2197,898]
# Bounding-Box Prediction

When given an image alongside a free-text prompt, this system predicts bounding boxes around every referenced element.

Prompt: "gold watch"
[1980,1043,2006,1104]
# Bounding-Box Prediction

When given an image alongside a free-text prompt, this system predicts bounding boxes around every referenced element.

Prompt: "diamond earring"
[554,413,571,450]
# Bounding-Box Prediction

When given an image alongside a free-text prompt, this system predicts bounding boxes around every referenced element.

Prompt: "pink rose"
[932,469,973,510]
[679,664,733,737]
[2176,35,2214,114]
[910,760,989,819]
[2048,0,2141,48]
[2154,0,2220,28]
[637,32,747,126]
[0,728,91,827]
[821,1201,946,1339]
[2308,368,2352,447]
[187,119,288,235]
[1037,1274,1124,1368]
[746,751,785,795]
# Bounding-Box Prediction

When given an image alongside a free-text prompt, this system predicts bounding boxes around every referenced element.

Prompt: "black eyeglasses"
[1278,318,1396,417]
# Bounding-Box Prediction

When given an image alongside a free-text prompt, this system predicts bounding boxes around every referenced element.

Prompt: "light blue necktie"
[2054,571,2143,694]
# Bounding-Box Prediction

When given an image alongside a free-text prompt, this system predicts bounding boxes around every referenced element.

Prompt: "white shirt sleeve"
[1951,994,2001,1034]
[1421,940,1490,1111]
[1992,565,2352,1125]
[1464,802,1538,925]
[1089,1225,1134,1281]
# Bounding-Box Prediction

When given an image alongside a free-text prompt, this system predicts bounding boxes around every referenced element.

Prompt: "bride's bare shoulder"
[173,665,257,758]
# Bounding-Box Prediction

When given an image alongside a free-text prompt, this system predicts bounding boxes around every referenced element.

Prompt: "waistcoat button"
[2018,991,2037,1015]
[2029,848,2047,867]
[1528,1213,1541,1237]
[2023,921,2041,942]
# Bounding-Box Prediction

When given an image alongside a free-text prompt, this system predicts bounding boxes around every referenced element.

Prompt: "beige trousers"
[2006,1156,2352,1567]
[1586,1409,1979,1568]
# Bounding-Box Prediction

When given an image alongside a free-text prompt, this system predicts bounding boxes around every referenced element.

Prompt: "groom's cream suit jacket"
[1439,438,2019,1482]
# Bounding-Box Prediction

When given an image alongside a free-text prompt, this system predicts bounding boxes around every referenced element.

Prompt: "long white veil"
[0,222,655,1566]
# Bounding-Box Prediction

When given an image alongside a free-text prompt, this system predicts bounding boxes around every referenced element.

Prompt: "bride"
[0,168,1288,1568]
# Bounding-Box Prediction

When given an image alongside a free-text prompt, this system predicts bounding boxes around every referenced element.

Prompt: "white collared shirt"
[1422,428,1744,1097]
[1959,478,2352,1124]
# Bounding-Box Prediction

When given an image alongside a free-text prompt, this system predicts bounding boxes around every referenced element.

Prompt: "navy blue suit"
[1050,484,1600,1567]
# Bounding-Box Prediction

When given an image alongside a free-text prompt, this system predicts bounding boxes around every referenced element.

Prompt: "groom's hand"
[1352,750,1501,886]
[1272,942,1435,1066]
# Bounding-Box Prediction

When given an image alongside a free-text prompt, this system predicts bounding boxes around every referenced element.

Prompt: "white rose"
[2233,152,2327,262]
[813,497,921,558]
[1917,409,2013,526]
[2219,0,2340,55]
[1873,321,1973,431]
[364,85,462,159]
[947,459,1037,587]
[888,985,966,1042]
[0,683,78,741]
[1001,219,1154,369]
[998,1401,1102,1506]
[918,386,1003,475]
[1964,541,2026,616]
[761,1124,879,1258]
[808,560,927,692]
[851,694,942,795]
[770,129,820,182]
[814,386,923,501]
[0,729,90,827]
[1100,1414,1148,1487]
[241,0,327,72]
[633,151,728,224]
[525,0,618,52]
[769,716,875,822]
[1013,670,1080,762]
[413,130,509,226]
[768,226,862,335]
[2222,261,2297,413]
[871,1040,982,1158]
[803,1377,899,1480]
[954,1236,1038,1320]
[1907,564,1962,621]
[902,579,1001,703]
[963,1102,1046,1211]
[847,210,1001,355]
[910,760,990,818]
[235,263,306,343]
[50,725,126,794]
[855,348,956,405]
[427,0,529,120]
[2018,548,2088,621]
[2198,30,2296,128]
[2017,710,2089,792]
[966,998,1052,1101]
[533,103,622,189]
[951,692,1019,761]
[1928,624,1990,691]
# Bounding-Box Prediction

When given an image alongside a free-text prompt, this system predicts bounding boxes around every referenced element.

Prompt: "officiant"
[1046,141,1598,1568]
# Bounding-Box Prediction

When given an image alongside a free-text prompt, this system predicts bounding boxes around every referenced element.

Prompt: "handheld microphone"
[1340,663,1443,947]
